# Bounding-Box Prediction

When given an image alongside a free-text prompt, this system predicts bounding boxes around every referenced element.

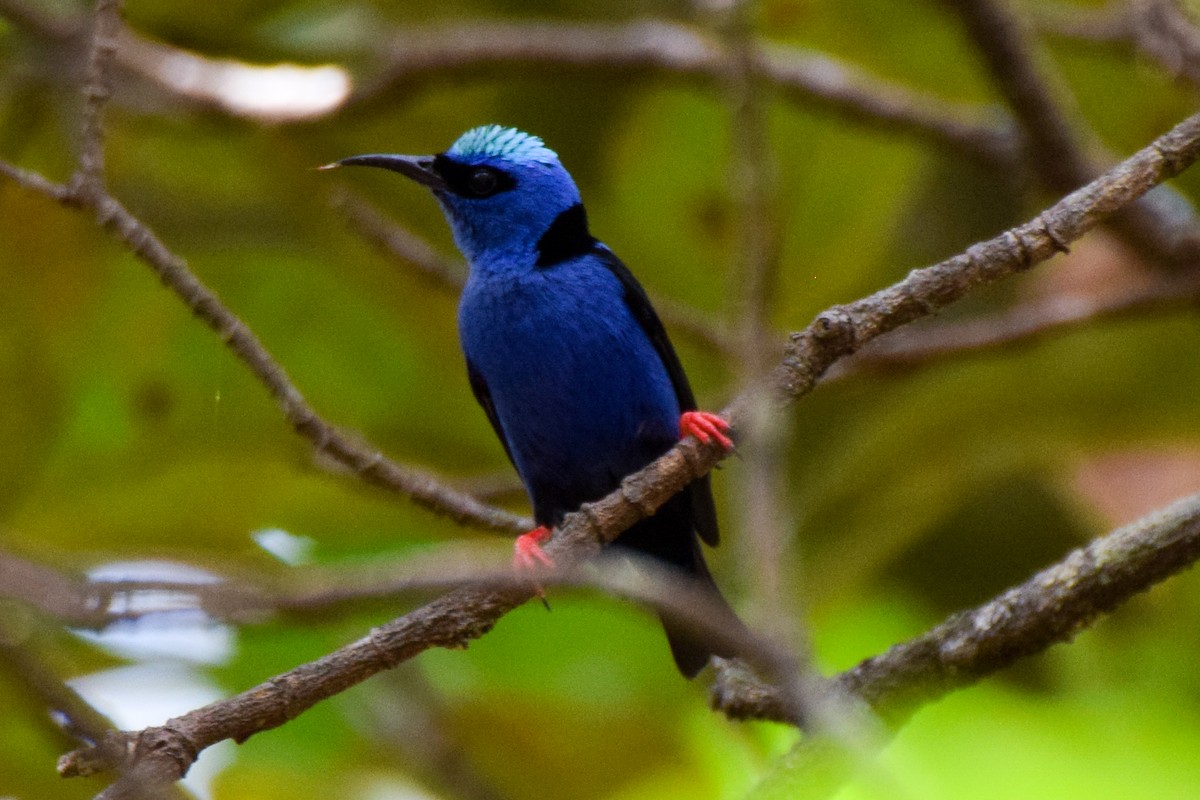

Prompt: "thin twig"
[0,634,194,800]
[947,0,1101,190]
[707,0,800,658]
[0,546,519,629]
[0,6,527,536]
[0,638,114,746]
[1036,1,1200,92]
[705,0,823,729]
[365,668,511,800]
[332,190,467,291]
[715,489,1200,722]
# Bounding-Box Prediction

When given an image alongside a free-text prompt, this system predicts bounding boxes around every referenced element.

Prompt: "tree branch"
[824,268,1200,378]
[71,0,120,198]
[1130,0,1200,87]
[755,111,1200,411]
[0,170,527,534]
[0,638,114,748]
[357,19,1015,169]
[61,110,1200,800]
[945,0,1200,264]
[0,0,77,40]
[708,0,803,648]
[0,5,1016,167]
[0,630,194,799]
[716,490,1200,797]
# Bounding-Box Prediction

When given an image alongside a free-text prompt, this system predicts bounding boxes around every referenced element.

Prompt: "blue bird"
[328,125,741,677]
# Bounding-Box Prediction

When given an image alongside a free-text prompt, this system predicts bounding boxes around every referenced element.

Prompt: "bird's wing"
[593,247,697,410]
[593,246,720,546]
[466,357,518,470]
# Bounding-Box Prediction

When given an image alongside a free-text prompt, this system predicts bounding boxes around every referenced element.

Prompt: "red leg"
[513,525,555,571]
[679,410,734,450]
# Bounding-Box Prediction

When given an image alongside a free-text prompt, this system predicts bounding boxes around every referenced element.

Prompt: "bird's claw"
[679,410,734,450]
[514,526,554,604]
[513,525,555,571]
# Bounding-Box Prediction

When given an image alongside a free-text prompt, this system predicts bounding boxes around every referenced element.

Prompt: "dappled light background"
[2,0,1200,798]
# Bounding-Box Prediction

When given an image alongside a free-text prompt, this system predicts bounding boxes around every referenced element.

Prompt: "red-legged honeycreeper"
[326,125,743,677]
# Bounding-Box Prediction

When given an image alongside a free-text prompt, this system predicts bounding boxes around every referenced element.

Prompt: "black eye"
[468,168,498,196]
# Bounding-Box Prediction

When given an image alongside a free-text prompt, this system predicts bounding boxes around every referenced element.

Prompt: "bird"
[325,125,742,677]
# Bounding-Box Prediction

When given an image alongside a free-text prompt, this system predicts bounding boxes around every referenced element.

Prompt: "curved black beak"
[319,154,446,191]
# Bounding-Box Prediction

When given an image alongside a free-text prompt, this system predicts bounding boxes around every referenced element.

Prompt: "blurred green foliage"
[2,0,1200,798]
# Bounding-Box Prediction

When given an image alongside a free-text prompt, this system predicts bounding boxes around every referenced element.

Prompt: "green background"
[2,0,1199,798]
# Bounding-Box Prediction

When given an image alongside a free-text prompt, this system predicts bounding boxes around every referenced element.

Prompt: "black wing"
[466,358,517,470]
[593,246,720,546]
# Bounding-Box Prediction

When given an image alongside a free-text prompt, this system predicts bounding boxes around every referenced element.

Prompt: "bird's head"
[326,126,588,267]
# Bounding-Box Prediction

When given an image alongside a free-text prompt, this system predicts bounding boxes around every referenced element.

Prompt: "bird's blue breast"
[459,253,680,518]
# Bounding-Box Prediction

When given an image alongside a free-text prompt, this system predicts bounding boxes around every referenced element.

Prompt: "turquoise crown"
[448,125,560,165]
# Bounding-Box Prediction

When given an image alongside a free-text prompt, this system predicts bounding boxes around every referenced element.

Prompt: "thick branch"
[756,111,1200,411]
[717,494,1200,800]
[715,490,1200,723]
[824,268,1200,378]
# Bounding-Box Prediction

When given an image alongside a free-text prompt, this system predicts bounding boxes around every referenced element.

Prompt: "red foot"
[513,525,555,571]
[679,410,734,450]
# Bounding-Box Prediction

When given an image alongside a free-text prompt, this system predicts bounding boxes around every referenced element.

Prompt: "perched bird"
[326,125,741,677]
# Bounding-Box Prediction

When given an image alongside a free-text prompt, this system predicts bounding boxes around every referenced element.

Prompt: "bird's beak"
[319,154,446,191]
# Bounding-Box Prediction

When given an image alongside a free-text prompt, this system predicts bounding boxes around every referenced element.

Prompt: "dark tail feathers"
[659,541,746,678]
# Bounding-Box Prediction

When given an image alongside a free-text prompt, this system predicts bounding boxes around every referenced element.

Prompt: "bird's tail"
[659,540,746,679]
